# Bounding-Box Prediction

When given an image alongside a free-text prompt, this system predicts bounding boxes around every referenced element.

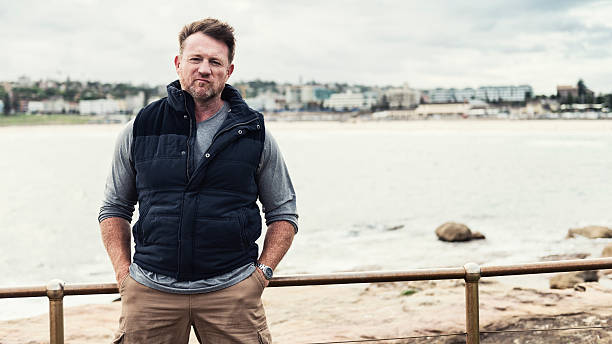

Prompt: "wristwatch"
[256,263,274,280]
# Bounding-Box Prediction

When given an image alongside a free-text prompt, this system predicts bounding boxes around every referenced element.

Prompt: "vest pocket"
[193,216,244,251]
[141,215,180,246]
[134,201,152,244]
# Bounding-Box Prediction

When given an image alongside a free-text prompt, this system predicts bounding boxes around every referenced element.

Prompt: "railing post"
[46,279,65,344]
[464,263,481,344]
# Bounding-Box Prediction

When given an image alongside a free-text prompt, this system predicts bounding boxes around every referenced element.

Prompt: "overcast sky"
[2,0,611,94]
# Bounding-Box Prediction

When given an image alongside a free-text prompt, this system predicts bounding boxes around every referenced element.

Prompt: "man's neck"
[193,97,224,122]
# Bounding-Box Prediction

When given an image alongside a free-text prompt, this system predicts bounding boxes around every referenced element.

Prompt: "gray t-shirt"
[99,102,298,293]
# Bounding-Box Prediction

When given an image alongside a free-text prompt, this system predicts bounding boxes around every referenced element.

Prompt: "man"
[99,18,297,343]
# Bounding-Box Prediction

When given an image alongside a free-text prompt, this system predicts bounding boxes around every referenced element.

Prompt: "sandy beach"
[2,274,612,344]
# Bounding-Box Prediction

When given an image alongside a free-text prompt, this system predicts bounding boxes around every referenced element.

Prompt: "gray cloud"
[1,0,611,94]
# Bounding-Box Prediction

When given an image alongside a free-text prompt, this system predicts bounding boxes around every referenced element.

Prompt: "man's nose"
[197,61,212,75]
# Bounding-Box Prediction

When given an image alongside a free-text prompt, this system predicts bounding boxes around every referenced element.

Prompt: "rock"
[471,231,486,240]
[385,224,404,231]
[567,226,612,239]
[481,312,612,343]
[435,222,473,242]
[541,253,589,261]
[549,271,599,289]
[602,244,612,257]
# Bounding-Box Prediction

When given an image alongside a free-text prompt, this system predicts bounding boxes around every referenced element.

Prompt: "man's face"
[174,32,234,103]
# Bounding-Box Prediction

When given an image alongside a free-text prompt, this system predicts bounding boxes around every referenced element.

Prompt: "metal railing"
[2,257,612,344]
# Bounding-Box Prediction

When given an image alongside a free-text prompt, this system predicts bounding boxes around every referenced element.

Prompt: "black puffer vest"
[131,81,264,281]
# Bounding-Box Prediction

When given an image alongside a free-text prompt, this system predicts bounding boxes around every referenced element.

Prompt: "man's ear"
[226,64,234,80]
[174,55,181,72]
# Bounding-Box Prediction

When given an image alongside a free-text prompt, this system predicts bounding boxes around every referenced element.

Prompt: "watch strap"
[256,263,273,280]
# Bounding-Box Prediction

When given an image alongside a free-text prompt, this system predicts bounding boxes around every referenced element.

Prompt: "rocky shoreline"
[2,275,612,344]
[3,224,612,343]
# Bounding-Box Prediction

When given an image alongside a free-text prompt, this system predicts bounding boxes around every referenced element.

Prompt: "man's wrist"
[116,263,131,281]
[256,263,274,280]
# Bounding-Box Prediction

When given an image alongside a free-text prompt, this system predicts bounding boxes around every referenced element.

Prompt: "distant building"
[17,76,33,87]
[424,85,533,103]
[557,85,593,102]
[79,99,121,115]
[284,86,301,109]
[476,85,532,102]
[414,99,497,117]
[78,93,143,115]
[283,85,334,110]
[383,84,420,109]
[44,98,69,113]
[426,88,472,103]
[122,92,145,114]
[245,91,284,112]
[28,98,80,114]
[415,102,471,117]
[300,85,334,103]
[28,101,44,113]
[18,100,29,113]
[556,85,578,100]
[324,90,379,111]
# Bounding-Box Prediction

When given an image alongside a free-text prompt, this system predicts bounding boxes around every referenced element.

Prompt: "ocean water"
[1,120,611,320]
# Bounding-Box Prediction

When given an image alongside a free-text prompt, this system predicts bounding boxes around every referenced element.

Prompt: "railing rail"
[2,257,612,344]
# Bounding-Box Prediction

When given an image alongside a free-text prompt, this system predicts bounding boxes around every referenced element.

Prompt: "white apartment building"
[284,86,301,109]
[284,85,334,109]
[27,101,44,113]
[425,85,533,103]
[245,91,283,112]
[384,84,420,108]
[324,90,379,111]
[476,85,532,102]
[27,98,77,114]
[79,99,121,115]
[78,92,144,115]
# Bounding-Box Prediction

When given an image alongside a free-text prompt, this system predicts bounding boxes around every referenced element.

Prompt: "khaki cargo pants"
[112,271,271,343]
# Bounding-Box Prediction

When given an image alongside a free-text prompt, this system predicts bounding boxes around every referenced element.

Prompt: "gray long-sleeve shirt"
[99,102,298,293]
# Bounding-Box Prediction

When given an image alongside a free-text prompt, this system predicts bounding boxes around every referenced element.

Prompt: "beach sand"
[2,276,612,344]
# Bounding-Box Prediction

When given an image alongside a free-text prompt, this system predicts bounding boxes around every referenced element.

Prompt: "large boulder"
[435,222,485,242]
[567,226,612,239]
[549,271,598,289]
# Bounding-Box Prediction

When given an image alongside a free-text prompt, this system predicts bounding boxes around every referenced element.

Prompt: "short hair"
[178,18,236,63]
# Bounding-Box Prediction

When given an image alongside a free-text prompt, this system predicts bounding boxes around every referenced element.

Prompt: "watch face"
[259,265,273,279]
[263,267,273,279]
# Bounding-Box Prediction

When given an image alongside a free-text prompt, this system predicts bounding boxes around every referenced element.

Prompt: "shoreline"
[1,119,612,137]
[1,115,612,129]
[2,276,612,343]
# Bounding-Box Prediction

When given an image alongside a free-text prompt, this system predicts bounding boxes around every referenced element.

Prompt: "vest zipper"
[211,117,258,144]
[185,116,260,189]
[183,96,193,180]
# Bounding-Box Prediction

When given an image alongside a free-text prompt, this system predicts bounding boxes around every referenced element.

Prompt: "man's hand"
[255,267,270,288]
[100,217,132,286]
[257,220,295,287]
[116,265,130,286]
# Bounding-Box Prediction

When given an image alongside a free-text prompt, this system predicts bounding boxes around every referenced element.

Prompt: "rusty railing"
[2,257,612,344]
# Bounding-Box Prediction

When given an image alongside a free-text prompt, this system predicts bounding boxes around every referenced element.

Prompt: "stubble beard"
[186,80,224,104]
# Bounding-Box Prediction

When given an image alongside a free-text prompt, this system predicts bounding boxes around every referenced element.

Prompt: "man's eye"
[210,60,221,66]
[190,58,201,62]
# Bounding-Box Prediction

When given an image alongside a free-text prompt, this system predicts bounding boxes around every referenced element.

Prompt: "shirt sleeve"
[98,119,138,223]
[256,129,299,233]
